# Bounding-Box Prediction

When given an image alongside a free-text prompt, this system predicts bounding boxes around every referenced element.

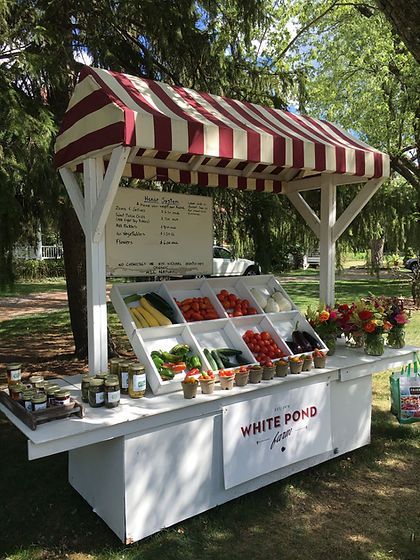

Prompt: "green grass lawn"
[0,275,419,560]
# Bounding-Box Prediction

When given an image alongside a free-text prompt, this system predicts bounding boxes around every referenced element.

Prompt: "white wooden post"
[319,175,336,306]
[84,157,109,374]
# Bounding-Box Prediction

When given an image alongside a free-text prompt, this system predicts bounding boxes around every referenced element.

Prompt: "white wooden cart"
[3,66,413,544]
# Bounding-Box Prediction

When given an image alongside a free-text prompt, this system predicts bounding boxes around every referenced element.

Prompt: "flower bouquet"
[384,297,409,349]
[337,303,364,348]
[349,298,392,356]
[306,305,341,355]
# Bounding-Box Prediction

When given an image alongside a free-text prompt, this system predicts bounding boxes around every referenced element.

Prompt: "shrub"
[14,258,65,280]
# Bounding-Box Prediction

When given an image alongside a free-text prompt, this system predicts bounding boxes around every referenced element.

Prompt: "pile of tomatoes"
[176,297,219,322]
[242,329,285,366]
[216,290,258,317]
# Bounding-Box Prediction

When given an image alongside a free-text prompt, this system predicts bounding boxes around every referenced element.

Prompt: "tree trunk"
[412,268,420,307]
[376,1,420,64]
[59,204,88,358]
[370,237,385,278]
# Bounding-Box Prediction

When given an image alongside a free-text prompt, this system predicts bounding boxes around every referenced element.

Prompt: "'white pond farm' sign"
[106,188,213,277]
[222,382,332,488]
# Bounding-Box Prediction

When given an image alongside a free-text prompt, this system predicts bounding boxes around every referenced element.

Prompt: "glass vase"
[345,331,365,348]
[364,333,384,356]
[324,335,336,356]
[387,326,405,349]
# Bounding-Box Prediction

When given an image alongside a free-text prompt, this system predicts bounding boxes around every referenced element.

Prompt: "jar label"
[10,369,21,381]
[33,402,47,411]
[133,373,146,392]
[24,400,32,412]
[107,390,120,403]
[95,392,105,404]
[56,397,71,406]
[121,371,129,389]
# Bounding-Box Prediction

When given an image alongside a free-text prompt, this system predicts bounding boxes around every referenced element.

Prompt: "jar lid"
[29,375,44,383]
[105,377,120,387]
[10,384,24,393]
[31,394,47,404]
[119,361,131,368]
[46,386,61,395]
[109,357,123,364]
[95,372,109,380]
[55,390,71,398]
[22,390,36,398]
[130,364,145,372]
[89,378,104,387]
[7,363,21,370]
[81,374,91,382]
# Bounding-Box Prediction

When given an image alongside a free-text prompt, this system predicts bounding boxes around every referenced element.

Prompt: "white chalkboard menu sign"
[105,188,213,277]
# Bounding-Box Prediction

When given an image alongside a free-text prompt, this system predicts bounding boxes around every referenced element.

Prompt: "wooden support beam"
[84,157,108,375]
[189,155,205,171]
[242,163,258,177]
[92,146,130,243]
[319,176,336,306]
[59,168,86,235]
[332,178,384,243]
[286,192,320,238]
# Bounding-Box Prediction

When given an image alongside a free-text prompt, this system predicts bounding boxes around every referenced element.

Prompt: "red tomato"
[261,331,270,341]
[233,311,243,317]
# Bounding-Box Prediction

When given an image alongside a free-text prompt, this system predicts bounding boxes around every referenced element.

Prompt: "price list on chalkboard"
[105,188,213,277]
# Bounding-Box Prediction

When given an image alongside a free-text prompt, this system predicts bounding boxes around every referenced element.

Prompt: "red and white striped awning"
[55,66,389,192]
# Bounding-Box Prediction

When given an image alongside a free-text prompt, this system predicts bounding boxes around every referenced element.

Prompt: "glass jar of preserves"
[55,389,71,407]
[6,363,22,384]
[9,383,25,402]
[109,358,123,376]
[118,361,131,395]
[128,364,146,398]
[31,393,47,411]
[46,385,60,406]
[81,375,91,403]
[22,389,36,411]
[88,378,105,408]
[29,375,44,386]
[105,376,120,408]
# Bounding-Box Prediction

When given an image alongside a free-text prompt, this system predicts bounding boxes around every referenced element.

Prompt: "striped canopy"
[55,66,389,193]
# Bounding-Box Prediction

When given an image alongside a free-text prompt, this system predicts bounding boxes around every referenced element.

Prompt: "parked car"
[405,257,419,272]
[212,246,260,276]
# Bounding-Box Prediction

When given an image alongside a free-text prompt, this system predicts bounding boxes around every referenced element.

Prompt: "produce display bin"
[110,275,327,395]
[267,311,328,354]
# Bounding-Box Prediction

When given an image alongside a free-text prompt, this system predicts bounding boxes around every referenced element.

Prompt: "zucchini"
[219,354,237,368]
[124,294,141,305]
[236,354,253,365]
[216,347,243,356]
[204,348,217,370]
[144,292,176,322]
[211,350,225,370]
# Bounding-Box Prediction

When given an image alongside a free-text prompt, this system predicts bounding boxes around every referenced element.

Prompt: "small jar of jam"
[6,363,22,384]
[128,364,146,398]
[81,375,91,403]
[46,385,60,406]
[109,358,123,376]
[9,383,25,402]
[31,393,47,411]
[105,376,120,408]
[22,389,36,411]
[88,378,105,408]
[54,389,71,406]
[29,375,44,387]
[118,361,131,395]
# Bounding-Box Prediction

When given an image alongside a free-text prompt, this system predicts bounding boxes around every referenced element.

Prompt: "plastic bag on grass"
[390,355,420,424]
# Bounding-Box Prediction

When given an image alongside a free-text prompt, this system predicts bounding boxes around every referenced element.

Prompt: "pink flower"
[329,311,338,320]
[395,313,408,325]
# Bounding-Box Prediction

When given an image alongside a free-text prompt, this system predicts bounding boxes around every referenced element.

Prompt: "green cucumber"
[236,354,253,365]
[211,350,225,370]
[216,347,243,356]
[204,348,217,370]
[123,294,141,305]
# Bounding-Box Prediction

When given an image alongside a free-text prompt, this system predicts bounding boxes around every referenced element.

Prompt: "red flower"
[363,321,376,333]
[329,311,338,320]
[395,313,408,325]
[338,304,350,313]
[358,310,373,321]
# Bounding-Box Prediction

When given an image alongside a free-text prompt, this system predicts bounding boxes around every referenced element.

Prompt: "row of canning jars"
[81,359,146,409]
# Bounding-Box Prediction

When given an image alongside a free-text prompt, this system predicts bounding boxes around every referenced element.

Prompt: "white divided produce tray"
[110,275,326,395]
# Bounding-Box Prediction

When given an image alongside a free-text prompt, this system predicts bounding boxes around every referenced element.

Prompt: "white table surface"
[1,342,417,459]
